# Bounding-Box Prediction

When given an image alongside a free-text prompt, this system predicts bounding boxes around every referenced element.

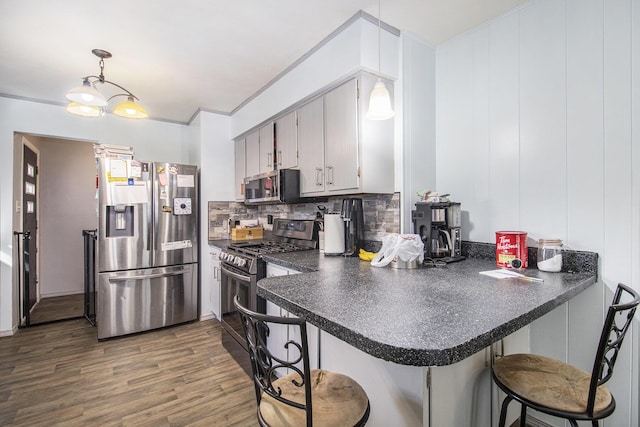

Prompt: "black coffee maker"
[341,197,365,256]
[412,201,464,263]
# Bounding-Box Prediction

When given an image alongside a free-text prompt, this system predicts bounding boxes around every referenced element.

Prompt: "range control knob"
[236,258,246,267]
[219,252,226,260]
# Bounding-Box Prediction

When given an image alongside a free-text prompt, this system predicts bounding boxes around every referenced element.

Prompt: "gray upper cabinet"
[234,139,245,201]
[259,123,275,174]
[237,71,394,197]
[299,73,395,196]
[275,111,298,169]
[245,130,260,178]
[297,97,325,195]
[324,78,360,193]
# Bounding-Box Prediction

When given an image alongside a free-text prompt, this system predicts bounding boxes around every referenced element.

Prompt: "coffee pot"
[341,197,364,256]
[430,229,453,258]
[412,201,464,263]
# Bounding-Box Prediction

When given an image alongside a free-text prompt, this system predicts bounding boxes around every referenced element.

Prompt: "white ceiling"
[0,0,528,124]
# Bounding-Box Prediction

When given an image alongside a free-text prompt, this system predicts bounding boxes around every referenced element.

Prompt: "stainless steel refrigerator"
[96,158,198,339]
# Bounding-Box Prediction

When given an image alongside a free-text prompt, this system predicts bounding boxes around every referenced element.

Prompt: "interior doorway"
[22,143,39,314]
[13,134,97,326]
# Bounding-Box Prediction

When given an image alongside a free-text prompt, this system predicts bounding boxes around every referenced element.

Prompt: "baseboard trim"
[41,291,84,298]
[511,416,555,427]
[0,324,19,337]
[199,313,217,321]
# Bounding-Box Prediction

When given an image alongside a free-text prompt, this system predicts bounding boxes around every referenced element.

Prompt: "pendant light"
[65,102,104,118]
[366,0,394,121]
[113,96,148,119]
[65,49,148,119]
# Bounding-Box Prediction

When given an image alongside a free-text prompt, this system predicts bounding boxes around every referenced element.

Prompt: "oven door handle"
[220,263,251,282]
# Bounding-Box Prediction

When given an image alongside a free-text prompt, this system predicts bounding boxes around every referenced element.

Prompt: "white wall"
[400,32,436,232]
[435,0,639,425]
[192,111,233,319]
[37,137,96,297]
[0,97,190,334]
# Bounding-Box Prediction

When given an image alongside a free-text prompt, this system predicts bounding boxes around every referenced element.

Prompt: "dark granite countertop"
[257,252,597,367]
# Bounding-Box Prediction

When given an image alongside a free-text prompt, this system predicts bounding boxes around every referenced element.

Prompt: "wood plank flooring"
[29,294,84,324]
[0,318,258,426]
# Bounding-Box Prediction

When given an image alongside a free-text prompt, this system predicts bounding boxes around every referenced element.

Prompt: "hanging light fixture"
[366,0,394,121]
[65,101,104,118]
[65,49,148,119]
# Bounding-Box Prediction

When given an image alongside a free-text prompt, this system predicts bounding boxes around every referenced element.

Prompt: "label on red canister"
[495,231,528,269]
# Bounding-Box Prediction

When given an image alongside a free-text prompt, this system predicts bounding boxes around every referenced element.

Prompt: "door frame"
[14,136,41,324]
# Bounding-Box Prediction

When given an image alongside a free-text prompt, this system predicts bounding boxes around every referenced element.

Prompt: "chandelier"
[65,49,148,119]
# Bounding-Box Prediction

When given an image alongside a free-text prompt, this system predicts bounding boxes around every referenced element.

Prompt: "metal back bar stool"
[492,283,639,427]
[234,296,370,427]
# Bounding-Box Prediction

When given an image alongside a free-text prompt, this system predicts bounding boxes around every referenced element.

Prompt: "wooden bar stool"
[492,283,639,427]
[234,296,370,427]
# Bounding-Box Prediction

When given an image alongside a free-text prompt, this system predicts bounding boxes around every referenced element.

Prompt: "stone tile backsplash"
[208,193,400,244]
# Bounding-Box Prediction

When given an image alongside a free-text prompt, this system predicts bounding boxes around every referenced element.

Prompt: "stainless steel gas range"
[219,218,318,375]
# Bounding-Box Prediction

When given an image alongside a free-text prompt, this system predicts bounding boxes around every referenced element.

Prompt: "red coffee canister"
[495,231,528,269]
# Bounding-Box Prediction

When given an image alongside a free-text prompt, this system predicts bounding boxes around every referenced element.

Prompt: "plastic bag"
[370,234,424,267]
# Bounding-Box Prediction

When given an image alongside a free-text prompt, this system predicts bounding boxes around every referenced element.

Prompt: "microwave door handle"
[108,268,188,282]
[220,264,251,282]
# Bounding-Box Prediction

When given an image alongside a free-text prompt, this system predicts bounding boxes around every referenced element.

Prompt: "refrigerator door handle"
[108,269,188,282]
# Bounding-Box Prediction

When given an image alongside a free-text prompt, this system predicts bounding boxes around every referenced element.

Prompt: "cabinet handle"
[267,152,272,168]
[326,166,334,185]
[315,167,323,186]
[278,150,282,166]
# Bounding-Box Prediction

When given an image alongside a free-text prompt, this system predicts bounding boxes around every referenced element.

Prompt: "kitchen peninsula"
[258,246,598,427]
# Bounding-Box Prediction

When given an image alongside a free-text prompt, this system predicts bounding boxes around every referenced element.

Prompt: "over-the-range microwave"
[244,169,300,204]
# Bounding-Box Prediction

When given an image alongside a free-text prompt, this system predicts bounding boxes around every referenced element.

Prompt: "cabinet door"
[297,97,325,195]
[245,131,260,178]
[324,78,359,192]
[287,312,320,371]
[234,139,245,201]
[266,265,289,374]
[429,349,491,427]
[266,301,289,367]
[275,111,298,169]
[259,123,275,174]
[320,330,424,427]
[209,247,222,317]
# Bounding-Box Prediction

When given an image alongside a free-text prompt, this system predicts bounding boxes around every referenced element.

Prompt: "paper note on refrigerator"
[177,174,195,188]
[109,159,128,179]
[112,183,148,204]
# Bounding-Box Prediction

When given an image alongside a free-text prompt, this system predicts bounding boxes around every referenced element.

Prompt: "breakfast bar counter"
[257,247,598,427]
[258,252,597,366]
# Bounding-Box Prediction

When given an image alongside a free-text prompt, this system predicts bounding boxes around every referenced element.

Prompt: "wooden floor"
[0,318,258,426]
[29,294,84,325]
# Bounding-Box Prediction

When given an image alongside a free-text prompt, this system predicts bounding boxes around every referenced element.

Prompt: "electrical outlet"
[15,201,20,213]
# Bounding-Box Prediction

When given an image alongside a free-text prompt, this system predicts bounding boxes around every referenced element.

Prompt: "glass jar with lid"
[537,239,563,272]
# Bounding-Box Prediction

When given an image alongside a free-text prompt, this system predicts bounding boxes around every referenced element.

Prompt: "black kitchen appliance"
[219,218,317,376]
[341,197,365,256]
[243,169,300,204]
[412,201,464,263]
